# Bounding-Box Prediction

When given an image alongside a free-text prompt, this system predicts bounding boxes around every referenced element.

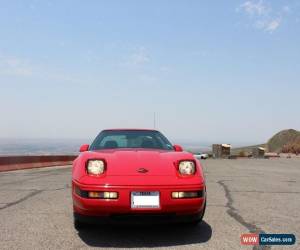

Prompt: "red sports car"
[72,129,206,228]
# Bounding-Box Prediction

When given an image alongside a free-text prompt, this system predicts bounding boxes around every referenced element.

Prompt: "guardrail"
[0,155,77,172]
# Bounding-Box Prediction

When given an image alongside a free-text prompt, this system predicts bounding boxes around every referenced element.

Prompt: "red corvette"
[72,129,206,228]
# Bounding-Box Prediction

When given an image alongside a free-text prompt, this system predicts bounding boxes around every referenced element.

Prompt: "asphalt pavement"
[0,158,299,249]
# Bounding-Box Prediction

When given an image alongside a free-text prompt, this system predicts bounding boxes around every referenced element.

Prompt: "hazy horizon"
[0,133,274,146]
[0,136,262,156]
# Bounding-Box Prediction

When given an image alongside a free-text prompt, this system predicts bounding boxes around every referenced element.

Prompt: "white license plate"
[131,191,160,208]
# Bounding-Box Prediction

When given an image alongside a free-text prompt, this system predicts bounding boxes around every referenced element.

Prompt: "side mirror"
[79,144,89,152]
[173,144,183,152]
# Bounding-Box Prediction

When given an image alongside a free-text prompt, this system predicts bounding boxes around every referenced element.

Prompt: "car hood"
[78,148,195,176]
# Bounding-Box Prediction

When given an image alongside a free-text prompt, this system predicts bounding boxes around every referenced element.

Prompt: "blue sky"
[0,0,299,145]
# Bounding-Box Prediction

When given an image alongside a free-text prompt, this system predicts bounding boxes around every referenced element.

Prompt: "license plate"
[131,191,160,208]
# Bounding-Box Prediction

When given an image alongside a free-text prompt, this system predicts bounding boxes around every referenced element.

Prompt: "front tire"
[74,219,85,231]
[74,216,86,230]
[190,200,206,225]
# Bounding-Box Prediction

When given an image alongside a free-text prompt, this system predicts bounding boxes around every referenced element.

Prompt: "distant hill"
[267,129,300,153]
[231,129,300,155]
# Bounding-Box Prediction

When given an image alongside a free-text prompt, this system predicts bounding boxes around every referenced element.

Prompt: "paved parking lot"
[0,158,299,249]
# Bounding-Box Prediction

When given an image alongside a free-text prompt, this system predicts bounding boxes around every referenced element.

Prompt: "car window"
[99,135,127,148]
[90,130,173,150]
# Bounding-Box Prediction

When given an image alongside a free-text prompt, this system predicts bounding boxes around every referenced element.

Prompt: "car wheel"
[74,218,86,230]
[190,200,206,226]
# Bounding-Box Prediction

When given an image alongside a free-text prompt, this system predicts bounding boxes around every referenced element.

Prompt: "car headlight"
[87,160,105,175]
[178,161,196,175]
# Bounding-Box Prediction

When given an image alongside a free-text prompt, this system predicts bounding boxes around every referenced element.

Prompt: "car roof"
[102,128,159,132]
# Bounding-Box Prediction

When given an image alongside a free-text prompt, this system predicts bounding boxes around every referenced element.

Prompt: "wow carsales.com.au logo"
[241,233,296,246]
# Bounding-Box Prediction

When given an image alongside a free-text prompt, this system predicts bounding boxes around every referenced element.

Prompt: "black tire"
[190,200,206,226]
[74,218,86,230]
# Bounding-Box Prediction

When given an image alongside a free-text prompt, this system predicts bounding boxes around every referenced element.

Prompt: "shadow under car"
[77,220,212,248]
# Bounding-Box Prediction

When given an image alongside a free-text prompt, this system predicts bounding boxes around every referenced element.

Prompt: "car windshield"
[90,130,174,150]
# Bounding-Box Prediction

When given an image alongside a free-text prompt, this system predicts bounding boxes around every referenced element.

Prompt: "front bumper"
[72,180,206,217]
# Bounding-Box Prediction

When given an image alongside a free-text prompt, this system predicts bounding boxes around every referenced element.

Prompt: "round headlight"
[178,161,195,175]
[87,160,105,175]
